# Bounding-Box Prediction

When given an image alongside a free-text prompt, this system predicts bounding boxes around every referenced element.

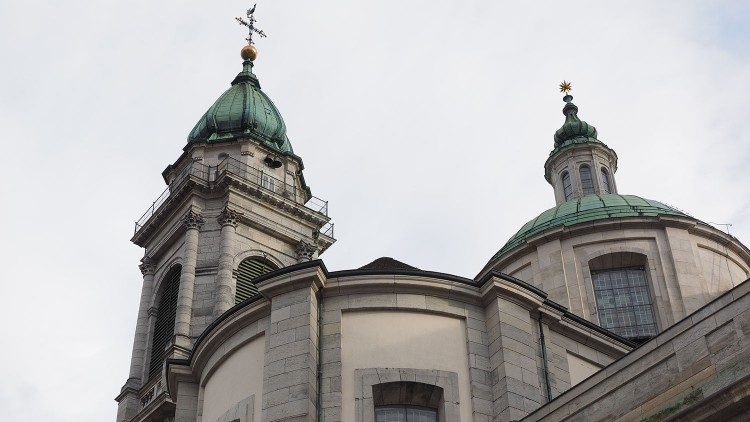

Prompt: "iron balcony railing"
[134,157,329,234]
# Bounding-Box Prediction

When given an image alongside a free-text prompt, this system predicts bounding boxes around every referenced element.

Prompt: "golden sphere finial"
[241,44,258,61]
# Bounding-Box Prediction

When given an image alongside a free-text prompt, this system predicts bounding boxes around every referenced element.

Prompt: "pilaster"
[296,241,318,263]
[481,275,546,422]
[214,206,242,317]
[128,257,156,384]
[174,381,199,422]
[175,210,204,351]
[258,266,325,422]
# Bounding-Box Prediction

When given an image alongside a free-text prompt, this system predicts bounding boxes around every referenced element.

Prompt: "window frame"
[600,167,611,194]
[375,405,439,422]
[561,171,573,201]
[579,164,595,195]
[591,266,658,342]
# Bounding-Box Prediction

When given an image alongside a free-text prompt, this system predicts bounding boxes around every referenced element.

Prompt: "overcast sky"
[1,1,749,420]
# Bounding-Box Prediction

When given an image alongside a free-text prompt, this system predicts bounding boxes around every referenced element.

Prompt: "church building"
[116,9,750,422]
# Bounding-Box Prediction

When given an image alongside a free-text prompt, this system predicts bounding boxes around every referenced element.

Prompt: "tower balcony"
[133,156,332,241]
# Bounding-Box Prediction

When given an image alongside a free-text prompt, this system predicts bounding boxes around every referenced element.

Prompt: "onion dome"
[553,95,598,148]
[493,194,697,260]
[187,51,293,154]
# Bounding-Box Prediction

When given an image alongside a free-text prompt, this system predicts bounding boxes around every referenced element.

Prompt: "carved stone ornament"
[182,210,205,230]
[217,206,243,228]
[139,258,156,276]
[296,241,317,262]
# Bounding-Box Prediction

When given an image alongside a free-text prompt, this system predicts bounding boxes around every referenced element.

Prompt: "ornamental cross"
[236,4,267,45]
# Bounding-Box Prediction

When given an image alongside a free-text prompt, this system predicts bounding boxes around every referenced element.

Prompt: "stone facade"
[116,138,335,422]
[481,216,750,337]
[161,262,631,422]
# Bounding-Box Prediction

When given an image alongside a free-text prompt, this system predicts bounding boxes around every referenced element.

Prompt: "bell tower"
[544,82,619,205]
[115,8,335,421]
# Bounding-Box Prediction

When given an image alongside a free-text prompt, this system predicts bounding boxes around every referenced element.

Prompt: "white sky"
[1,1,749,420]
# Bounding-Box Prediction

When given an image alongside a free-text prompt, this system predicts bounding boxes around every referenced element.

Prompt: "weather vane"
[236,4,267,45]
[559,80,572,95]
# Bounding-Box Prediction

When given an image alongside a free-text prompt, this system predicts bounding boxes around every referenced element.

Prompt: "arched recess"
[588,252,657,344]
[235,257,278,303]
[149,264,181,378]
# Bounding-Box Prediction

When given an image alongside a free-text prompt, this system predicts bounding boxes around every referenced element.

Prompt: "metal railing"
[134,157,329,234]
[321,222,334,238]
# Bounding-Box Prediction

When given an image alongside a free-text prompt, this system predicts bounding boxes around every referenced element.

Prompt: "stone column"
[116,258,156,422]
[213,206,242,317]
[295,240,318,263]
[128,257,156,383]
[174,210,204,350]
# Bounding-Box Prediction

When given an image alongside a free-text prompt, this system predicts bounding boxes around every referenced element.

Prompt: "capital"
[217,206,243,228]
[295,240,318,262]
[139,257,156,276]
[182,210,205,230]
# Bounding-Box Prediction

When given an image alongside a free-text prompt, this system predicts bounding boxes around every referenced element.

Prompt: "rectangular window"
[592,267,657,341]
[261,173,276,192]
[375,406,437,422]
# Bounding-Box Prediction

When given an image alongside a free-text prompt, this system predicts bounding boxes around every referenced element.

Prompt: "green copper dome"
[494,194,693,260]
[554,95,598,147]
[188,60,293,154]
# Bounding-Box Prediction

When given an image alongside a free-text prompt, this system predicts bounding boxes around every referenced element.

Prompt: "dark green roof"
[187,60,293,154]
[494,194,693,260]
[549,95,602,156]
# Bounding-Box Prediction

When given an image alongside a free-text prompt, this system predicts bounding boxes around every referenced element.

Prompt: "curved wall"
[340,310,473,421]
[165,263,633,422]
[201,334,265,422]
[495,222,750,332]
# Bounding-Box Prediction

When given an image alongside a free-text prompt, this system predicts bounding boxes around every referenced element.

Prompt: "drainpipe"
[317,292,324,421]
[538,312,553,403]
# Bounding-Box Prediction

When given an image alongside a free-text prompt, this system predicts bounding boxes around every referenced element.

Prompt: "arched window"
[149,265,181,378]
[236,257,278,303]
[579,165,595,195]
[561,171,573,201]
[601,168,611,194]
[589,253,657,343]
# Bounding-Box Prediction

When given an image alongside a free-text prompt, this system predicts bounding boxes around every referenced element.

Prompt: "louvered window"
[236,257,278,303]
[148,265,181,378]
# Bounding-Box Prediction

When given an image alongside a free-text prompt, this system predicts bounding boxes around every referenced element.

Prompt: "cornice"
[133,172,331,249]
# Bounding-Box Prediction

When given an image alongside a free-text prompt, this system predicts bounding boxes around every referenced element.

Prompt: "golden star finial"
[559,80,572,94]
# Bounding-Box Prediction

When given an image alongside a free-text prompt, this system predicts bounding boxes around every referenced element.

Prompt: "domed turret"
[544,90,618,204]
[187,51,293,154]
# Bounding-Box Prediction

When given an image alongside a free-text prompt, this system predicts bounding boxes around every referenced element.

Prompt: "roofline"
[166,260,633,377]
